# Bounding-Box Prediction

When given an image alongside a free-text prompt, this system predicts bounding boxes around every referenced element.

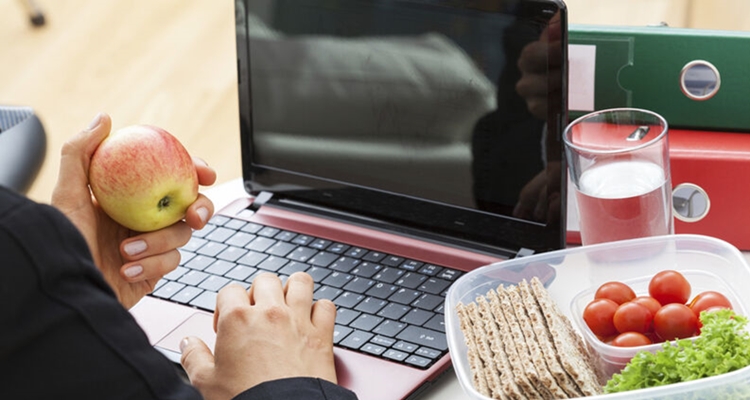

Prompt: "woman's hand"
[51,112,217,308]
[180,272,339,400]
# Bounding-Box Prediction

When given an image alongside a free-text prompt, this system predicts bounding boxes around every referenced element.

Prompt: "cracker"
[456,302,491,397]
[476,295,525,400]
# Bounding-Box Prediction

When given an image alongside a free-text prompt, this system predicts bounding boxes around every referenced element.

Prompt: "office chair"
[0,106,47,194]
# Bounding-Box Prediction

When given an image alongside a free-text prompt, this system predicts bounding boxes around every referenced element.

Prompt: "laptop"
[131,0,568,399]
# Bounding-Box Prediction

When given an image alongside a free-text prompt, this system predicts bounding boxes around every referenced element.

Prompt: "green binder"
[568,24,750,132]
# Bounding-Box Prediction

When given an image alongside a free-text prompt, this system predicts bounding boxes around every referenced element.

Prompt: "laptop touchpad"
[156,312,216,354]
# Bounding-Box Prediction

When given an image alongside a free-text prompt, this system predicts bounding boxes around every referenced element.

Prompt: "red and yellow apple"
[89,125,198,232]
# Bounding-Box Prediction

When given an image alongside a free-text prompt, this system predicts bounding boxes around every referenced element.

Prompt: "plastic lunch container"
[445,234,750,400]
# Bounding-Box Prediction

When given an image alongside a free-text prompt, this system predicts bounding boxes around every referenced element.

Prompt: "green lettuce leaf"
[604,309,750,393]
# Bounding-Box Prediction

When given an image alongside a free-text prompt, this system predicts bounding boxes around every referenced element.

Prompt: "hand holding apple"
[52,113,216,308]
[89,125,199,232]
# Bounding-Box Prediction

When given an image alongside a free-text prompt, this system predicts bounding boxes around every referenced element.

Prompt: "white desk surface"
[202,178,750,400]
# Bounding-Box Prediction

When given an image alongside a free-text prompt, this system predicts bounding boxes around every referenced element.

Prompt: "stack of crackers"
[456,277,603,399]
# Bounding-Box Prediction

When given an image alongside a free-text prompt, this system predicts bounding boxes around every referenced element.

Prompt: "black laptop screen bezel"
[235,0,568,256]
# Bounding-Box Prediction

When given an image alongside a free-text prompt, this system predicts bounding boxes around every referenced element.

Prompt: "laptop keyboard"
[151,214,463,369]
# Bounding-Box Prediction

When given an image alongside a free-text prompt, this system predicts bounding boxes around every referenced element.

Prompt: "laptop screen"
[235,0,567,256]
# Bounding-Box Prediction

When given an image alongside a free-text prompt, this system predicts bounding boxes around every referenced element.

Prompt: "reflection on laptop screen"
[236,0,567,256]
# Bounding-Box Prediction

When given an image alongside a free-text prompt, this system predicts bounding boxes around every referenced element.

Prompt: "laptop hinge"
[248,191,273,213]
[515,247,535,258]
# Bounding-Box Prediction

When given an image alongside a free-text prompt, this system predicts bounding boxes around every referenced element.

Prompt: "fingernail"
[194,157,209,167]
[123,265,143,278]
[87,112,104,130]
[197,207,210,224]
[124,240,147,256]
[180,337,190,352]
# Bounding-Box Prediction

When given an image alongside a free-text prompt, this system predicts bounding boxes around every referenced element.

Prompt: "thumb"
[180,336,215,381]
[51,112,112,207]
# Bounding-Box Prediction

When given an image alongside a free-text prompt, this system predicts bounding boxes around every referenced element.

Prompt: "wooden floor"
[1,0,748,204]
[0,0,241,203]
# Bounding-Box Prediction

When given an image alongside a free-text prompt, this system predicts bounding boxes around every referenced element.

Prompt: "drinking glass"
[564,108,673,246]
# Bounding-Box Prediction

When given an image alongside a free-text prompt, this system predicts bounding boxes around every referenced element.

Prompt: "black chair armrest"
[0,106,47,194]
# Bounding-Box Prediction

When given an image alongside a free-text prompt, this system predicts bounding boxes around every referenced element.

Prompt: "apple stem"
[158,196,171,210]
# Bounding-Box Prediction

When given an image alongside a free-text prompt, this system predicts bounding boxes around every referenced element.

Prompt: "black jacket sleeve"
[233,377,358,400]
[0,187,358,400]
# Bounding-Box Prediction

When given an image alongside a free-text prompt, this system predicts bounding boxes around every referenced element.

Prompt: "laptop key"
[412,293,444,311]
[373,267,404,284]
[246,236,276,252]
[383,349,409,362]
[370,335,396,348]
[279,261,310,276]
[419,277,451,295]
[401,308,435,327]
[225,231,256,247]
[182,237,207,252]
[326,242,350,254]
[178,270,210,287]
[236,250,268,267]
[274,230,297,242]
[335,308,361,326]
[314,285,342,301]
[381,255,405,267]
[418,264,443,277]
[305,266,331,282]
[198,275,230,292]
[204,260,236,276]
[396,272,427,289]
[334,292,365,309]
[192,224,216,238]
[354,297,388,314]
[340,329,373,350]
[309,251,338,267]
[257,227,280,237]
[328,256,360,272]
[362,251,386,262]
[350,261,382,278]
[291,234,314,246]
[164,266,189,281]
[172,286,204,304]
[308,238,333,250]
[415,347,441,360]
[343,247,367,259]
[196,242,227,257]
[350,314,383,332]
[366,283,398,299]
[223,218,247,230]
[361,343,387,356]
[393,341,418,353]
[372,320,406,338]
[333,325,353,345]
[343,277,375,294]
[396,326,447,351]
[205,227,235,243]
[216,246,248,262]
[377,303,410,320]
[437,269,461,281]
[256,255,288,272]
[399,260,423,272]
[266,241,296,257]
[322,272,353,288]
[225,265,257,281]
[287,247,317,262]
[424,314,445,333]
[153,281,185,299]
[240,222,263,234]
[185,255,215,271]
[389,288,421,305]
[405,355,431,368]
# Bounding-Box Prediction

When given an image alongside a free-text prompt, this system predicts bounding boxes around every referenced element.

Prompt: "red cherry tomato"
[610,331,653,347]
[613,302,653,334]
[583,298,619,337]
[632,296,662,316]
[595,281,636,305]
[688,291,732,317]
[649,270,691,305]
[653,303,698,341]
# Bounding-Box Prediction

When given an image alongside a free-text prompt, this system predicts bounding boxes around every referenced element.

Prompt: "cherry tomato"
[583,298,619,337]
[653,303,698,341]
[595,281,636,305]
[610,332,652,347]
[688,291,732,317]
[613,302,653,334]
[649,270,691,305]
[632,296,662,316]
